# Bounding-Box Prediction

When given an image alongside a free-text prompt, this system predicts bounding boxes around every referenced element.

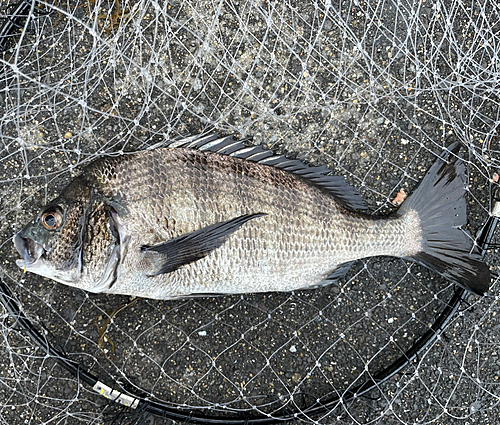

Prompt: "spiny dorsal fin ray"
[168,133,368,212]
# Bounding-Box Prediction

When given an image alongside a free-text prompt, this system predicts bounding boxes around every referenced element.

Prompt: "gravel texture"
[0,0,499,424]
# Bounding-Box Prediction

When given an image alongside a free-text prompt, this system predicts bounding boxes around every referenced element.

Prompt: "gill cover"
[86,207,128,293]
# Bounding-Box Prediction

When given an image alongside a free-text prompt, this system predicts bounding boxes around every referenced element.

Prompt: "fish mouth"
[13,233,45,269]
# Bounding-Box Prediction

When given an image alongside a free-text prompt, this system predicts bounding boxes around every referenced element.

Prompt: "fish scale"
[13,135,490,298]
[85,148,417,298]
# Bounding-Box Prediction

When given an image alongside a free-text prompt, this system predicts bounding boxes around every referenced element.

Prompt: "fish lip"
[13,233,45,268]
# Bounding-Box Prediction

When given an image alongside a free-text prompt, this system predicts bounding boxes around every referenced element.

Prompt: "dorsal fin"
[168,133,368,212]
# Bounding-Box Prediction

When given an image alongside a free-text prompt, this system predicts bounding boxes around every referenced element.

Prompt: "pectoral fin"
[142,213,266,276]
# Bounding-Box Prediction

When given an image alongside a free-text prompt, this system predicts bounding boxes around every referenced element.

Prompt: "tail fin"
[398,143,490,295]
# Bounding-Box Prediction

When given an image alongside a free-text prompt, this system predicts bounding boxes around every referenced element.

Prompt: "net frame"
[1,0,500,424]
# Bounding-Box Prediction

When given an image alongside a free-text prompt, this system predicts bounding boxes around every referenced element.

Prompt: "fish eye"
[41,209,63,230]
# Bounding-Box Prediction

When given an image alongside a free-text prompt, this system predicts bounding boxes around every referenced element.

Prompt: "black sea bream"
[13,134,490,299]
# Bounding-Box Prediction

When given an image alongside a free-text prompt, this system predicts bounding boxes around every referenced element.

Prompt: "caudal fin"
[398,143,490,295]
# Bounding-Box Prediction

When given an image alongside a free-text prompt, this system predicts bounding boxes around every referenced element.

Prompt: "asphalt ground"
[0,0,499,424]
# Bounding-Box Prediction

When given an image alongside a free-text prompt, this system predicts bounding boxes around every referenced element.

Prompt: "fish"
[13,133,490,299]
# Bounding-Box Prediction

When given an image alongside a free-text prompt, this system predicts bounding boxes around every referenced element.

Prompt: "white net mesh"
[0,0,499,424]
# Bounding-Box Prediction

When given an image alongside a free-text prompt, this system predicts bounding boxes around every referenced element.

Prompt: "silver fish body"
[13,135,490,298]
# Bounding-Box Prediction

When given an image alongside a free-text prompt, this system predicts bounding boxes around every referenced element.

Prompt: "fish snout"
[13,233,45,268]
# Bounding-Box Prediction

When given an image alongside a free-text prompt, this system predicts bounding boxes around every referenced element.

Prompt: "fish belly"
[111,199,419,299]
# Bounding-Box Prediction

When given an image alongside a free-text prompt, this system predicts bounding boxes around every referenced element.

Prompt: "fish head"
[13,179,93,286]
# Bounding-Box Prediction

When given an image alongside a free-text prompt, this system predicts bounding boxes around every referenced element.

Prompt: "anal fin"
[325,261,355,281]
[299,261,355,290]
